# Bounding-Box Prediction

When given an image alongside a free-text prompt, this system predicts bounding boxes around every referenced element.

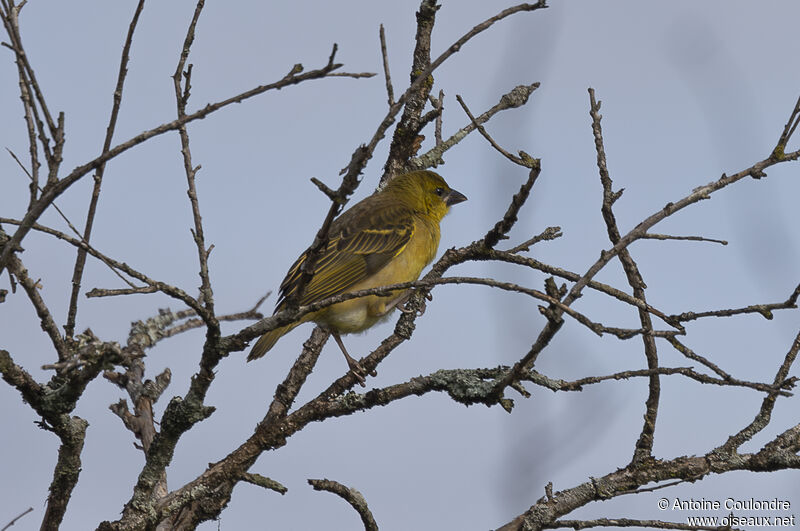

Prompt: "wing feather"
[277,200,415,308]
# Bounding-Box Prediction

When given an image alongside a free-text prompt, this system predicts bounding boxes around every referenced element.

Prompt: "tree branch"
[64,0,146,339]
[308,478,379,531]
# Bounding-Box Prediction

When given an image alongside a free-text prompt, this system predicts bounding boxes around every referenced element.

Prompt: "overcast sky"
[2,1,800,530]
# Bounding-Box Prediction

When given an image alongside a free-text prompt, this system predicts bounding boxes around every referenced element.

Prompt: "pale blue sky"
[2,2,799,530]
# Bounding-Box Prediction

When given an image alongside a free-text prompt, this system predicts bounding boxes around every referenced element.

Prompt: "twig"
[717,329,800,453]
[665,337,731,380]
[669,283,800,322]
[379,23,394,106]
[327,71,375,78]
[561,366,788,396]
[172,0,216,328]
[162,303,266,339]
[0,217,204,313]
[774,93,800,155]
[86,286,158,298]
[241,473,287,495]
[310,177,340,202]
[1,229,68,360]
[64,0,146,339]
[505,226,563,253]
[230,273,642,350]
[382,0,439,178]
[588,87,660,464]
[641,233,727,246]
[484,161,541,248]
[308,479,378,531]
[546,517,736,530]
[485,248,679,329]
[456,93,530,166]
[4,150,136,289]
[0,0,60,152]
[383,1,547,178]
[1,507,33,531]
[0,44,359,275]
[434,89,443,146]
[411,83,539,171]
[491,93,800,410]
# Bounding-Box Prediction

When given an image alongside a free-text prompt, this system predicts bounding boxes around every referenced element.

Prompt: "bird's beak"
[445,189,467,206]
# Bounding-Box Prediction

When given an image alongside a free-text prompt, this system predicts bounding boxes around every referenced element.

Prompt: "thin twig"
[411,83,539,170]
[665,336,731,380]
[86,286,158,298]
[505,226,563,253]
[308,479,379,531]
[1,507,33,531]
[241,473,287,495]
[1,229,68,360]
[4,150,136,288]
[669,282,800,323]
[0,217,203,312]
[64,0,146,339]
[456,93,528,166]
[588,87,660,463]
[379,23,394,106]
[641,233,727,246]
[434,89,443,146]
[172,0,216,329]
[717,329,800,453]
[775,93,800,154]
[546,518,736,530]
[0,45,359,275]
[484,161,541,248]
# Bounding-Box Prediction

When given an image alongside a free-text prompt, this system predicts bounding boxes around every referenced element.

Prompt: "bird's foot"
[396,290,429,316]
[332,331,376,386]
[345,355,377,387]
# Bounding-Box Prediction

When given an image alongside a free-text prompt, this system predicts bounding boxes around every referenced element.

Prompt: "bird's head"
[389,170,467,221]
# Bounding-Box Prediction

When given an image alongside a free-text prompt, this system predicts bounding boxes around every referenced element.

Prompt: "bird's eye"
[434,187,446,197]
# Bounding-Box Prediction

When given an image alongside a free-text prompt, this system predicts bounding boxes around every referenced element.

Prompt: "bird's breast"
[316,215,440,334]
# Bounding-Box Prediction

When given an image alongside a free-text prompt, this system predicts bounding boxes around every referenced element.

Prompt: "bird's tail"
[247,321,301,361]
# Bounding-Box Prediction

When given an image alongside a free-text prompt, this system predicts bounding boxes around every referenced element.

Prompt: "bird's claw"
[346,357,376,387]
[397,298,426,316]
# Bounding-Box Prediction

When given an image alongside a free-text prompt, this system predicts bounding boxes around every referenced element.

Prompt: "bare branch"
[505,226,563,253]
[665,336,732,380]
[308,479,379,531]
[64,0,146,339]
[0,45,358,275]
[379,23,394,106]
[0,217,204,313]
[641,233,728,246]
[717,329,800,454]
[456,93,532,166]
[588,87,660,463]
[1,156,137,289]
[86,286,158,298]
[483,161,541,248]
[669,283,800,322]
[774,93,800,155]
[241,473,287,495]
[171,0,217,329]
[433,89,443,146]
[410,83,539,171]
[1,228,67,359]
[547,517,737,530]
[1,507,33,531]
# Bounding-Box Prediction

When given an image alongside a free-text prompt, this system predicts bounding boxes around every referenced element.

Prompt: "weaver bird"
[248,170,467,382]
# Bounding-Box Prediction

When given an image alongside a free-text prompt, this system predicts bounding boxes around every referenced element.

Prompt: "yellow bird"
[248,170,467,380]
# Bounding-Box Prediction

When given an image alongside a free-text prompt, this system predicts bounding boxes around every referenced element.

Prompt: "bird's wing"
[278,201,415,308]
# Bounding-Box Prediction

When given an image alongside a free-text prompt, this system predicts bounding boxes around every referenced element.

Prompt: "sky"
[1,1,800,530]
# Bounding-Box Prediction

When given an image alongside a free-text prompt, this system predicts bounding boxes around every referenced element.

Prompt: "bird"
[247,170,467,382]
